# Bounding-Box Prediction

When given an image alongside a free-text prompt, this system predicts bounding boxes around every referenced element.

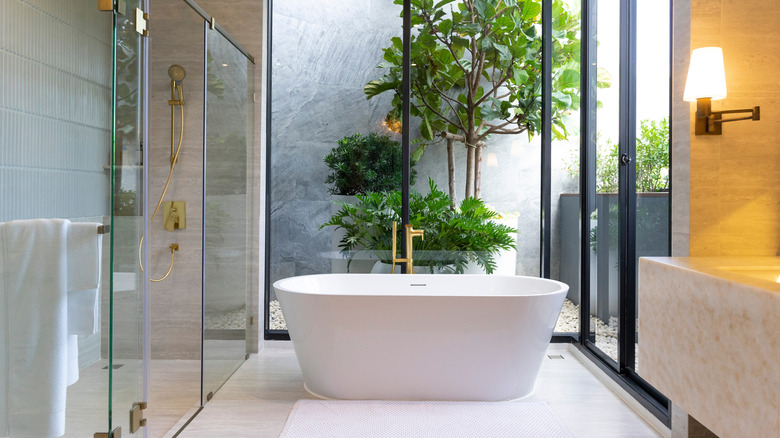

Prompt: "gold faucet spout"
[391,221,424,274]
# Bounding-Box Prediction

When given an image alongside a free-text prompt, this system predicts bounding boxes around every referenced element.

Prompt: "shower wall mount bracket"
[93,427,121,438]
[98,0,125,15]
[134,7,149,37]
[129,402,147,434]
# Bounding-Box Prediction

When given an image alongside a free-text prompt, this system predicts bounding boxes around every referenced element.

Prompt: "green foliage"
[324,133,417,195]
[321,179,516,273]
[564,118,670,193]
[635,118,670,192]
[366,0,586,144]
[114,188,138,216]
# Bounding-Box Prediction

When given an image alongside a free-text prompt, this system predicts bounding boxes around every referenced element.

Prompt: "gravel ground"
[269,298,634,366]
[270,300,286,331]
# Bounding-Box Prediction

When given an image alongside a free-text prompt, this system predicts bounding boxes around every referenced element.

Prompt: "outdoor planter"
[558,192,669,321]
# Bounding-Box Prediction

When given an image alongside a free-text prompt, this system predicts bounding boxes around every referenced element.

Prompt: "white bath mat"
[280,400,575,438]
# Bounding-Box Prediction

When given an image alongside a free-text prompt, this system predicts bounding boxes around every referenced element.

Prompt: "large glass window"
[591,0,622,366]
[266,1,404,335]
[265,0,671,423]
[634,0,670,373]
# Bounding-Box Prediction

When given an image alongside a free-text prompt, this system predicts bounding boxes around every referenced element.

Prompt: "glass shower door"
[110,0,148,436]
[202,25,254,401]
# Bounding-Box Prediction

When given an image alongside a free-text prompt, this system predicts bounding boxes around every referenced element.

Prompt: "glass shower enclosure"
[0,0,255,436]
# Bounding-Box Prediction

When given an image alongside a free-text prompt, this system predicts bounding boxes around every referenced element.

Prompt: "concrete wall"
[269,0,402,287]
[148,0,262,359]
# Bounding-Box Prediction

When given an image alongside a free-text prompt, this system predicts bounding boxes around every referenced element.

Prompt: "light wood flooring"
[178,342,668,438]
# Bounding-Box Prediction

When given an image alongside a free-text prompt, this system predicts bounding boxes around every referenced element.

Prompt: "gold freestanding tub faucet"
[391,221,424,274]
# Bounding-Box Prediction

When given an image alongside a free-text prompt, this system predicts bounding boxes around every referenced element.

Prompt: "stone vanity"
[639,257,780,437]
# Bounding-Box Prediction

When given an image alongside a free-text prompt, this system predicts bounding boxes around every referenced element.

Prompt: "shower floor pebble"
[206,307,247,330]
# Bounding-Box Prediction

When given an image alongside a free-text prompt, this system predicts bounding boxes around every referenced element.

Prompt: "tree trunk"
[438,132,485,200]
[446,138,456,209]
[465,144,475,199]
[474,144,483,199]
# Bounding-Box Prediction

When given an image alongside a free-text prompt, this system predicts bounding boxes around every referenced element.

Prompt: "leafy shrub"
[324,133,416,196]
[565,118,669,193]
[321,179,516,273]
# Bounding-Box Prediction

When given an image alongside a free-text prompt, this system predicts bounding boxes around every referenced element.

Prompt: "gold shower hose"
[139,80,185,282]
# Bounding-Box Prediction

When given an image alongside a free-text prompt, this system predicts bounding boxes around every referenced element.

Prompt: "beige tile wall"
[672,0,692,257]
[147,1,263,359]
[148,3,207,360]
[197,0,264,356]
[688,0,780,256]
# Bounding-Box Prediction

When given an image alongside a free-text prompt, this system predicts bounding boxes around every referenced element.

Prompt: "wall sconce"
[683,47,760,135]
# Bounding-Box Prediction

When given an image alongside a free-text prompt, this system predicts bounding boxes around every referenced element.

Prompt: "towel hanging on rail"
[0,219,103,438]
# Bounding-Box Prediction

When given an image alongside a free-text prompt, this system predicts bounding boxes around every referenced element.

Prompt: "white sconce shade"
[487,153,498,167]
[683,47,727,102]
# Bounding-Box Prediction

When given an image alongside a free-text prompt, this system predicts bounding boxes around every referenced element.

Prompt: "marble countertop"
[641,256,780,293]
[638,256,780,438]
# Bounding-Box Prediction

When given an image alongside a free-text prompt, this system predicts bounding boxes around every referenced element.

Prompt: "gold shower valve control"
[163,201,186,231]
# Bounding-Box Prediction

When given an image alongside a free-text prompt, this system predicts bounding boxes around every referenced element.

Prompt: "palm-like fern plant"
[321,179,516,273]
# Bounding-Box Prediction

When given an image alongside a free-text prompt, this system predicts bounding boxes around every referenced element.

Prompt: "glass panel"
[591,0,621,365]
[553,0,582,335]
[111,0,146,435]
[145,3,205,435]
[268,1,404,332]
[203,28,253,400]
[0,1,118,436]
[634,0,670,373]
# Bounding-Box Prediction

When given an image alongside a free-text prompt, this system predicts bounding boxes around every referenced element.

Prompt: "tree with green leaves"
[365,0,584,204]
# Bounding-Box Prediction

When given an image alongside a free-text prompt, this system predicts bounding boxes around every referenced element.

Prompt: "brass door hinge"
[134,8,149,37]
[98,0,126,15]
[94,427,121,438]
[130,402,148,434]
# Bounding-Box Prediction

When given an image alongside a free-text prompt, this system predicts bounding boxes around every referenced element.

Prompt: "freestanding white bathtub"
[273,274,567,401]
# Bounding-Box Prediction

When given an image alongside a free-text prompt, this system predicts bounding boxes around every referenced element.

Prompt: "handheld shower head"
[168,64,186,83]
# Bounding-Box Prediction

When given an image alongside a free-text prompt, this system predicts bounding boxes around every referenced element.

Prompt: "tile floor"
[178,342,667,438]
[63,359,202,438]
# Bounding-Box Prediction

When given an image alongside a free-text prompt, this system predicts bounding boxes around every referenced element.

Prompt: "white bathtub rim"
[273,273,569,298]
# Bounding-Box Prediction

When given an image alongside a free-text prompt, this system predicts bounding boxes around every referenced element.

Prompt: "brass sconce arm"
[695,97,760,135]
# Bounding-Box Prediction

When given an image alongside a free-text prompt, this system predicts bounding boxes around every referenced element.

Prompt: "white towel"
[67,222,102,292]
[0,219,70,438]
[66,222,102,335]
